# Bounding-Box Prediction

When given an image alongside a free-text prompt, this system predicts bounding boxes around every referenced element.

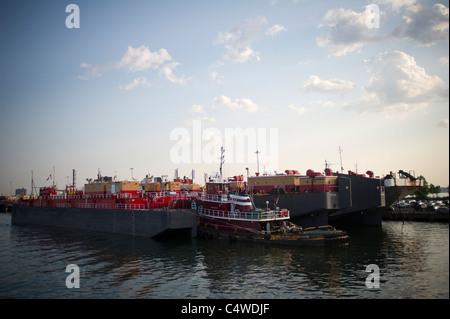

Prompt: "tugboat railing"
[200,193,252,203]
[198,207,289,221]
[201,193,229,202]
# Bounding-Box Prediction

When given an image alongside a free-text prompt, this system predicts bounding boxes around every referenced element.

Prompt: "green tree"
[429,184,441,197]
[415,176,441,199]
[416,176,429,200]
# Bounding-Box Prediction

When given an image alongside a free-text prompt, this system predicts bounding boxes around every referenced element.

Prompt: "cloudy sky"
[0,0,448,195]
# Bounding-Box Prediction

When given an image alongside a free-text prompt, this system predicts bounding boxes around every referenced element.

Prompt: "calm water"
[0,212,448,299]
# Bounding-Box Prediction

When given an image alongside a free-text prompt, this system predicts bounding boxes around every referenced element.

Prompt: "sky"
[0,0,448,195]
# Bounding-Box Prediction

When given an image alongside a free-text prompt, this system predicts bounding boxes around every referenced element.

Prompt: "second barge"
[248,169,419,227]
[12,172,200,238]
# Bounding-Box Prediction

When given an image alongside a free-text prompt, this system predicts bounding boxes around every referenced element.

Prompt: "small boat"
[197,148,350,246]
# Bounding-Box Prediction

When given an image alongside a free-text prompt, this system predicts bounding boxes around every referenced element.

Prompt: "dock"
[382,207,449,222]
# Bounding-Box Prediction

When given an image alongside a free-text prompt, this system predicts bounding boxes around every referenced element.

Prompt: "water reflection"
[0,213,448,299]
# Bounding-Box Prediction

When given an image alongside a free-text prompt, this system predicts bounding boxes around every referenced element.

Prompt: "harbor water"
[0,212,448,299]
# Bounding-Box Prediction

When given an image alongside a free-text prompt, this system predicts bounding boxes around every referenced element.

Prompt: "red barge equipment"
[13,170,202,238]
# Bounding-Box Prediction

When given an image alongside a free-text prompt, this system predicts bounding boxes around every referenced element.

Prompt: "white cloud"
[159,61,187,85]
[316,7,383,56]
[207,61,226,83]
[438,119,449,128]
[390,4,449,46]
[212,95,258,112]
[77,45,187,85]
[317,4,448,56]
[377,0,417,12]
[188,104,205,114]
[76,62,102,80]
[353,51,447,114]
[209,71,224,84]
[119,77,151,90]
[116,46,172,72]
[288,105,307,116]
[302,75,356,94]
[439,56,449,66]
[215,17,267,63]
[266,24,287,37]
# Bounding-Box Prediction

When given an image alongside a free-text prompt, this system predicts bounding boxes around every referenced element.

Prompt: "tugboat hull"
[198,219,349,246]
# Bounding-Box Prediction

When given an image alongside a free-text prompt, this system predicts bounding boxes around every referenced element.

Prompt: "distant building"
[15,188,27,196]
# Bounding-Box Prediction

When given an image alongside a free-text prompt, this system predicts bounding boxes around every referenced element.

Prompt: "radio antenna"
[339,146,344,174]
[219,147,225,181]
[255,150,260,174]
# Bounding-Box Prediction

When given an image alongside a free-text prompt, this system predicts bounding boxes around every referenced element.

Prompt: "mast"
[339,147,344,174]
[72,169,76,191]
[219,146,225,182]
[31,171,34,197]
[255,150,260,174]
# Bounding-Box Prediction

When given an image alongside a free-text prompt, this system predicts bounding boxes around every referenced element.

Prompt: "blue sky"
[1,0,448,195]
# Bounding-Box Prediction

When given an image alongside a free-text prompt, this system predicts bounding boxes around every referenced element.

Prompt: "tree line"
[415,176,447,200]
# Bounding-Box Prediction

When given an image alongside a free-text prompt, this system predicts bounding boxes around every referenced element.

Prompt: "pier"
[382,207,449,222]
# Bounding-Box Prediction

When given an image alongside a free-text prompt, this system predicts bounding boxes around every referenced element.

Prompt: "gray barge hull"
[252,174,386,227]
[12,205,197,238]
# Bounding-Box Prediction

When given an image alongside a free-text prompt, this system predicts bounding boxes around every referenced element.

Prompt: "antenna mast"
[31,171,34,197]
[339,147,344,174]
[255,150,260,174]
[219,146,225,181]
[72,169,76,191]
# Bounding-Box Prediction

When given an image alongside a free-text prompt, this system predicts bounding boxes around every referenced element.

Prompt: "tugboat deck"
[198,207,290,222]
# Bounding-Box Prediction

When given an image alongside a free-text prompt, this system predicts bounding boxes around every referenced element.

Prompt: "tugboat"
[197,148,350,246]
